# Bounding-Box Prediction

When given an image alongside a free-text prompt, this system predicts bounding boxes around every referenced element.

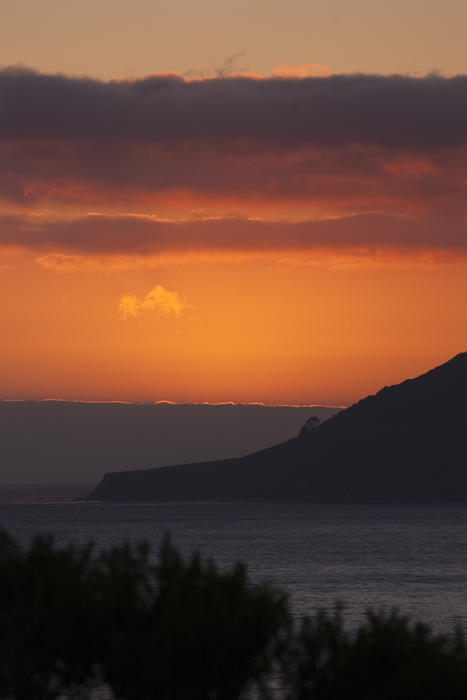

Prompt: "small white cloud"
[119,284,186,319]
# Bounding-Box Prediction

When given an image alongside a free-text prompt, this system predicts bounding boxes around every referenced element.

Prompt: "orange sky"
[0,5,466,406]
[2,245,467,405]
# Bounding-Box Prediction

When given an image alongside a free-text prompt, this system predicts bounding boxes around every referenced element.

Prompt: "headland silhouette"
[89,352,467,502]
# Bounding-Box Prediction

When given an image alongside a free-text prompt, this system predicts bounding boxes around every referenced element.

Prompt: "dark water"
[1,485,467,633]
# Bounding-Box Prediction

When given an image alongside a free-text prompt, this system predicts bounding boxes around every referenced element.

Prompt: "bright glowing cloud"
[272,63,332,78]
[119,284,186,319]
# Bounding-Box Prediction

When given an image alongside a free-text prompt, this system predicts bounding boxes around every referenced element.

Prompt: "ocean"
[1,484,467,634]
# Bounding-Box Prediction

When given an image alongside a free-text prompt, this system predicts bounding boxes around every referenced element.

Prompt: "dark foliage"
[284,606,467,699]
[0,531,288,699]
[1,531,467,699]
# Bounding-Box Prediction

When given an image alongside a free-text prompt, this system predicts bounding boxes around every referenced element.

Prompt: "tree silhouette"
[1,530,467,699]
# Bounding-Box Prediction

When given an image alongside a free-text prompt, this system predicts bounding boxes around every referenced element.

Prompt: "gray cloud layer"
[0,69,465,258]
[0,68,466,149]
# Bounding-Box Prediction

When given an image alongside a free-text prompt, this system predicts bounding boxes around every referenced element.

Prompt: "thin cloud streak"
[0,213,466,261]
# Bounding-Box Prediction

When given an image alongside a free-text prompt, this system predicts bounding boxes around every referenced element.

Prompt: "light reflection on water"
[1,487,467,633]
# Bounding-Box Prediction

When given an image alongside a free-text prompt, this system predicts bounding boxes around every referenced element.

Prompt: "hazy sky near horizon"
[1,0,466,78]
[1,0,467,405]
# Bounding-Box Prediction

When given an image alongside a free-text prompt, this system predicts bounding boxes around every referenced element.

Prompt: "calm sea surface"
[1,485,467,633]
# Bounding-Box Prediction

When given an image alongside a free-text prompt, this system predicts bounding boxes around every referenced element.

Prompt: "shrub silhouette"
[0,531,288,699]
[0,530,99,698]
[1,530,467,699]
[283,606,467,699]
[97,537,289,700]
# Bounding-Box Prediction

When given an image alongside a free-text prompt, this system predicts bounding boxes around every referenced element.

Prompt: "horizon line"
[0,398,346,409]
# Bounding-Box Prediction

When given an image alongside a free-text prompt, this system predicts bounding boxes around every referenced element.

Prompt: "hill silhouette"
[88,353,467,502]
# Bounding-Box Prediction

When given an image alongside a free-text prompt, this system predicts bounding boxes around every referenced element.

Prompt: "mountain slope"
[88,353,467,502]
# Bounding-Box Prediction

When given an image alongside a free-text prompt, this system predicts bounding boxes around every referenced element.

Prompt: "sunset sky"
[1,0,466,405]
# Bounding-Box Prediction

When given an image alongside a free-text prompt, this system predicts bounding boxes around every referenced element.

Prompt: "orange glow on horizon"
[2,251,467,406]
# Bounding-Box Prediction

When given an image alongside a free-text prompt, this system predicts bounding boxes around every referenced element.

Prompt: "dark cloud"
[0,67,466,148]
[0,69,465,256]
[0,133,464,216]
[1,213,466,257]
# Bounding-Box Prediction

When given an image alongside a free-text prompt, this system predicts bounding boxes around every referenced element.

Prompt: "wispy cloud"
[2,212,467,263]
[119,284,186,319]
